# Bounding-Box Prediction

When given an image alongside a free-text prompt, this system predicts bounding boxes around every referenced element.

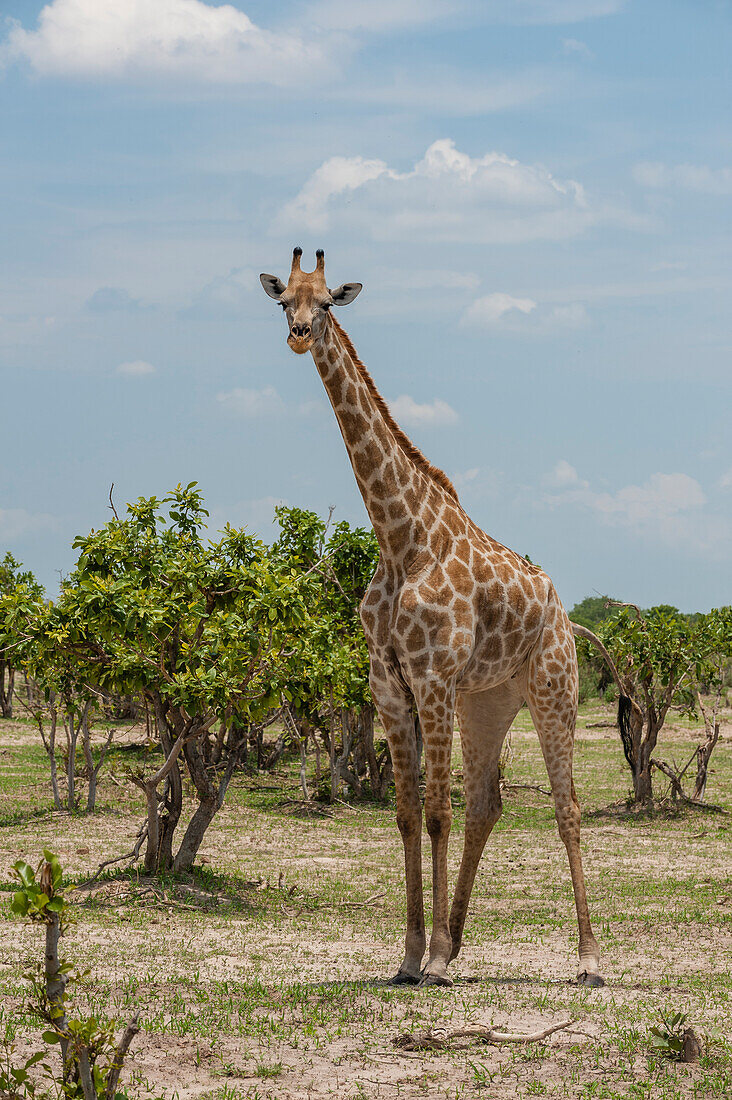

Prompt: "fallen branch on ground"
[503,783,552,796]
[341,891,386,909]
[393,1017,576,1051]
[74,822,148,890]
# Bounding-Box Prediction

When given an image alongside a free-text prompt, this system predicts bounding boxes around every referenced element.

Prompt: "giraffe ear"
[330,282,362,306]
[260,273,286,300]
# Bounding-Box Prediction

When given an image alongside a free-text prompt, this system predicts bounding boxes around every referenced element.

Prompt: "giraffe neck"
[311,315,459,562]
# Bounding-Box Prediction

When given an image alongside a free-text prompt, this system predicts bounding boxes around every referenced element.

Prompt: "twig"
[341,891,387,909]
[503,783,552,797]
[393,1017,577,1051]
[108,483,120,521]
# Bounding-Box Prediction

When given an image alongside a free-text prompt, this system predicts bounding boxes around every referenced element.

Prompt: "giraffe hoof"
[388,969,421,986]
[575,970,605,988]
[419,971,453,988]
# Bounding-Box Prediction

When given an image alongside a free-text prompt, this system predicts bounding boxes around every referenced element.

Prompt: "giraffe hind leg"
[523,626,604,987]
[449,682,524,963]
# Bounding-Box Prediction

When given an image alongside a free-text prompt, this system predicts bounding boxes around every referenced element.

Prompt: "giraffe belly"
[456,644,532,693]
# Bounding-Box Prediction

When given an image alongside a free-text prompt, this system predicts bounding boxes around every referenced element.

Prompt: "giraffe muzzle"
[288,324,313,354]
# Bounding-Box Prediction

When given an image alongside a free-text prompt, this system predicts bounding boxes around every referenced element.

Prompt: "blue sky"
[1,0,730,611]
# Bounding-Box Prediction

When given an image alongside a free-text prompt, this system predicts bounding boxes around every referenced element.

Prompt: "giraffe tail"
[616,693,635,769]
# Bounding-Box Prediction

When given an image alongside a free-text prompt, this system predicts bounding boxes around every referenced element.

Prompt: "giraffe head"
[260,248,362,354]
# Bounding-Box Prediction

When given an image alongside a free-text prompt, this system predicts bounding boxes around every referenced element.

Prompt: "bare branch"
[108,483,121,521]
[394,1018,577,1051]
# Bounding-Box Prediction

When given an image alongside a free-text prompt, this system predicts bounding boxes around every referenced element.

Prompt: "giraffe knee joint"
[554,801,580,839]
[466,795,502,833]
[396,810,421,840]
[425,807,452,839]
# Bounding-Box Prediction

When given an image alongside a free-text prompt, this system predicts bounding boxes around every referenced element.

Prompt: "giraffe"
[260,248,605,988]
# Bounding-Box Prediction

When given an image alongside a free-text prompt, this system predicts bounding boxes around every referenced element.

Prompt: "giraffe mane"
[330,316,460,503]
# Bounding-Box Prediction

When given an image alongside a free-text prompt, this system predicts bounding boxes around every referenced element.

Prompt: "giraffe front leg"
[371,678,426,984]
[416,680,455,987]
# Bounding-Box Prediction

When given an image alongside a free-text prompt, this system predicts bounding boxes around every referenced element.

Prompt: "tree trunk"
[143,696,184,873]
[45,911,69,1065]
[0,663,14,718]
[632,763,653,804]
[81,711,96,811]
[693,722,719,802]
[629,714,660,805]
[174,726,238,870]
[336,709,361,796]
[87,732,112,812]
[632,736,655,803]
[173,796,220,871]
[328,702,338,803]
[38,704,63,811]
[174,718,232,870]
[65,708,79,811]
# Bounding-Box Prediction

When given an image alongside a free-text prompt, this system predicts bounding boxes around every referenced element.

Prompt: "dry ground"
[1,704,731,1100]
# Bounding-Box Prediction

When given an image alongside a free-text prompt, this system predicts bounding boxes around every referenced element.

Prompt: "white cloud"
[296,399,326,417]
[0,507,56,540]
[117,359,155,376]
[462,292,537,327]
[279,139,606,244]
[4,0,326,85]
[547,470,706,525]
[548,302,588,327]
[183,267,258,320]
[587,473,706,525]
[217,385,284,418]
[2,0,624,92]
[456,467,480,485]
[541,467,732,557]
[719,469,732,491]
[562,37,593,57]
[461,293,588,331]
[280,156,392,228]
[544,459,589,490]
[452,466,504,497]
[633,162,732,196]
[87,287,144,313]
[388,394,459,427]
